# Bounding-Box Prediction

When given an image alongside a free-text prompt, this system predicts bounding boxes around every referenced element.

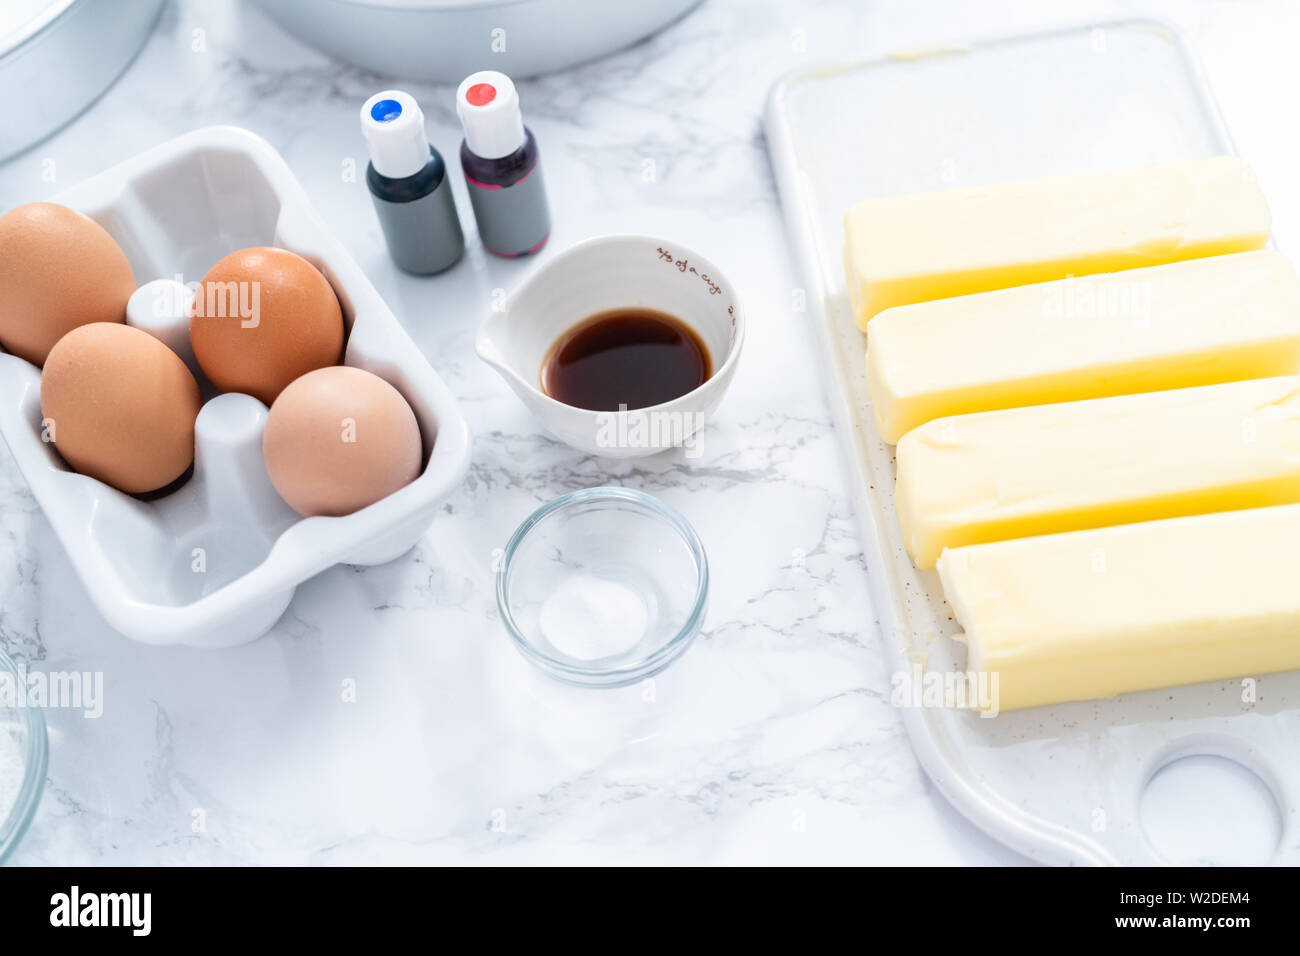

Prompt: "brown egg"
[0,202,135,366]
[41,323,201,495]
[190,246,344,405]
[262,366,423,517]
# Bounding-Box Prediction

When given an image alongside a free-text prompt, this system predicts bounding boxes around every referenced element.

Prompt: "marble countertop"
[2,0,1293,866]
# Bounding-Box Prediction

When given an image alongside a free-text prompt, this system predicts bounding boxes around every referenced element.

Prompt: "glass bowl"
[0,648,46,863]
[497,487,708,687]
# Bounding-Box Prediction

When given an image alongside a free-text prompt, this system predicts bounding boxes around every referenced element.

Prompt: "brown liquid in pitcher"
[541,308,711,411]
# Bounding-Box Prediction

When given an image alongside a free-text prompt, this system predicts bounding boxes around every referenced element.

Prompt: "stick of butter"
[866,250,1300,443]
[937,505,1300,711]
[843,156,1271,329]
[895,376,1300,569]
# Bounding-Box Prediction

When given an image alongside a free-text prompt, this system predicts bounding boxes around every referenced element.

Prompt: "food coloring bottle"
[361,89,465,275]
[455,70,551,257]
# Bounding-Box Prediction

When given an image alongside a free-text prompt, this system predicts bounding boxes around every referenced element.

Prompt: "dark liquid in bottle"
[542,308,712,412]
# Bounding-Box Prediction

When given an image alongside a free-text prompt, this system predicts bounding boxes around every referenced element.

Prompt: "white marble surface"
[1,0,1293,866]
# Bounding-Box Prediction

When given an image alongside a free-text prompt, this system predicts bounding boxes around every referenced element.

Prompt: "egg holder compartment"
[0,126,472,647]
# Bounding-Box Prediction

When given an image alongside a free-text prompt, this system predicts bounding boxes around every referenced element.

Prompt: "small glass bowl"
[0,648,47,864]
[497,487,708,687]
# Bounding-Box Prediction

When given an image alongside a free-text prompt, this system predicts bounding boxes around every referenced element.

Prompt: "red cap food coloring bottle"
[456,70,551,257]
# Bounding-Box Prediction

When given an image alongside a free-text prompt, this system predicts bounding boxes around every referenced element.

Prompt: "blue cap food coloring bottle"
[361,90,465,275]
[456,71,550,257]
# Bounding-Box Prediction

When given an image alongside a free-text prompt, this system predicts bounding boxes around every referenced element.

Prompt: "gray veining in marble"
[5,0,1288,865]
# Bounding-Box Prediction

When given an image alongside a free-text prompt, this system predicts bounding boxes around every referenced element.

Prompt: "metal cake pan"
[0,0,164,161]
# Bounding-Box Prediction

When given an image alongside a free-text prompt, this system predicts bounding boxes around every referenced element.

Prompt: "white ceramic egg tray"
[766,21,1300,865]
[0,126,472,648]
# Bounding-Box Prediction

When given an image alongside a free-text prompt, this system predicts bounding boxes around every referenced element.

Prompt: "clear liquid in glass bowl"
[497,487,708,687]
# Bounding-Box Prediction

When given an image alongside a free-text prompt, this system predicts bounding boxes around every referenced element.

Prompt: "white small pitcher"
[476,234,745,457]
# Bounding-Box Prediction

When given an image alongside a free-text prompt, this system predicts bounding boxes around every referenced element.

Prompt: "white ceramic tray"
[0,126,472,648]
[765,20,1300,865]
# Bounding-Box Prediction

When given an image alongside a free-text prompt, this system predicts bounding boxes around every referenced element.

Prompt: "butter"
[843,156,1271,329]
[937,505,1300,711]
[895,376,1300,569]
[866,251,1300,443]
